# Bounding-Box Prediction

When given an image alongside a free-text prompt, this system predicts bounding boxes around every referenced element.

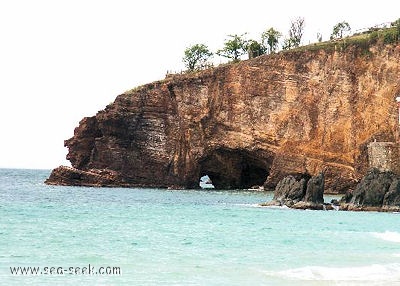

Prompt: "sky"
[0,0,398,169]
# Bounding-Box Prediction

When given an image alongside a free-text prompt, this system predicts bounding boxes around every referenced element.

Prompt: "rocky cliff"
[46,42,400,193]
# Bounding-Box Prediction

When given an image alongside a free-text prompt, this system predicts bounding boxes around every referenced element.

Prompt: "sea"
[1,168,400,285]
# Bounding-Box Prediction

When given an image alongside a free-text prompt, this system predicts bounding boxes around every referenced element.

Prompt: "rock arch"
[197,148,274,189]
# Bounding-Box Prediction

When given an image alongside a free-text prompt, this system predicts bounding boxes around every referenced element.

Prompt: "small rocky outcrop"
[272,174,310,204]
[304,172,325,204]
[340,168,400,211]
[45,165,169,188]
[45,166,121,187]
[261,172,327,210]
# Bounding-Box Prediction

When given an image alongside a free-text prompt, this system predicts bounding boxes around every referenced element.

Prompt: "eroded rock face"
[46,42,400,191]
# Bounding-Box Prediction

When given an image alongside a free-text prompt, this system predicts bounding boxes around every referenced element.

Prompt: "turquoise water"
[1,169,400,285]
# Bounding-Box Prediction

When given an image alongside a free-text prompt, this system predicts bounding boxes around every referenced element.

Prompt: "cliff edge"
[46,42,400,193]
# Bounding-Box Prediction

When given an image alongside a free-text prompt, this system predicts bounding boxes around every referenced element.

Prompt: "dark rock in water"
[350,168,395,206]
[339,168,400,211]
[263,172,327,210]
[272,174,310,203]
[304,172,325,204]
[324,203,335,210]
[263,168,400,212]
[330,199,340,206]
[340,190,353,204]
[292,201,324,210]
[45,165,121,187]
[383,178,400,206]
[45,165,166,188]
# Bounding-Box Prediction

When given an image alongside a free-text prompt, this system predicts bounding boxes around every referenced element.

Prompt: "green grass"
[291,26,399,55]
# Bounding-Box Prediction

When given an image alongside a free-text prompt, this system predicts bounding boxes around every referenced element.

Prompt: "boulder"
[339,168,400,211]
[263,173,327,209]
[272,174,310,203]
[292,201,326,210]
[349,168,395,206]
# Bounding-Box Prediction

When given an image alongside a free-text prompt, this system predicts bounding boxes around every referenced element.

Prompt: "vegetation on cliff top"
[182,44,213,71]
[178,18,400,74]
[297,22,400,54]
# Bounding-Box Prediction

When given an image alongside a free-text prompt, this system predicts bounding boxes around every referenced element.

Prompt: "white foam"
[258,204,290,209]
[232,203,262,208]
[267,263,400,281]
[372,231,400,243]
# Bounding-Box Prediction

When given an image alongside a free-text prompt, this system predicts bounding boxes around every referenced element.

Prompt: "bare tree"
[317,32,323,42]
[283,17,305,50]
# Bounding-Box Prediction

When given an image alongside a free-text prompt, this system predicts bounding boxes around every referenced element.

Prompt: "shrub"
[369,31,379,44]
[383,29,399,44]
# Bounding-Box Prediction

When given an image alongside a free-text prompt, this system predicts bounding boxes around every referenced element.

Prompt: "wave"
[257,204,290,209]
[266,263,400,282]
[371,231,400,243]
[232,203,262,207]
[232,203,291,209]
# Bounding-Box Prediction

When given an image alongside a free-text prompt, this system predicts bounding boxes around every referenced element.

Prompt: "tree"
[392,18,400,39]
[283,17,305,50]
[247,40,264,58]
[290,17,305,48]
[317,32,323,42]
[261,27,282,54]
[182,44,213,71]
[217,33,248,61]
[330,21,351,40]
[392,18,400,27]
[383,19,400,44]
[282,37,296,50]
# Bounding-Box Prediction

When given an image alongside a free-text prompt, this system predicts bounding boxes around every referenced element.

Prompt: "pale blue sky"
[0,0,398,169]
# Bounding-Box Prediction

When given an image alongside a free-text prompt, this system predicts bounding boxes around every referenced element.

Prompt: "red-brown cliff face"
[46,42,400,193]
